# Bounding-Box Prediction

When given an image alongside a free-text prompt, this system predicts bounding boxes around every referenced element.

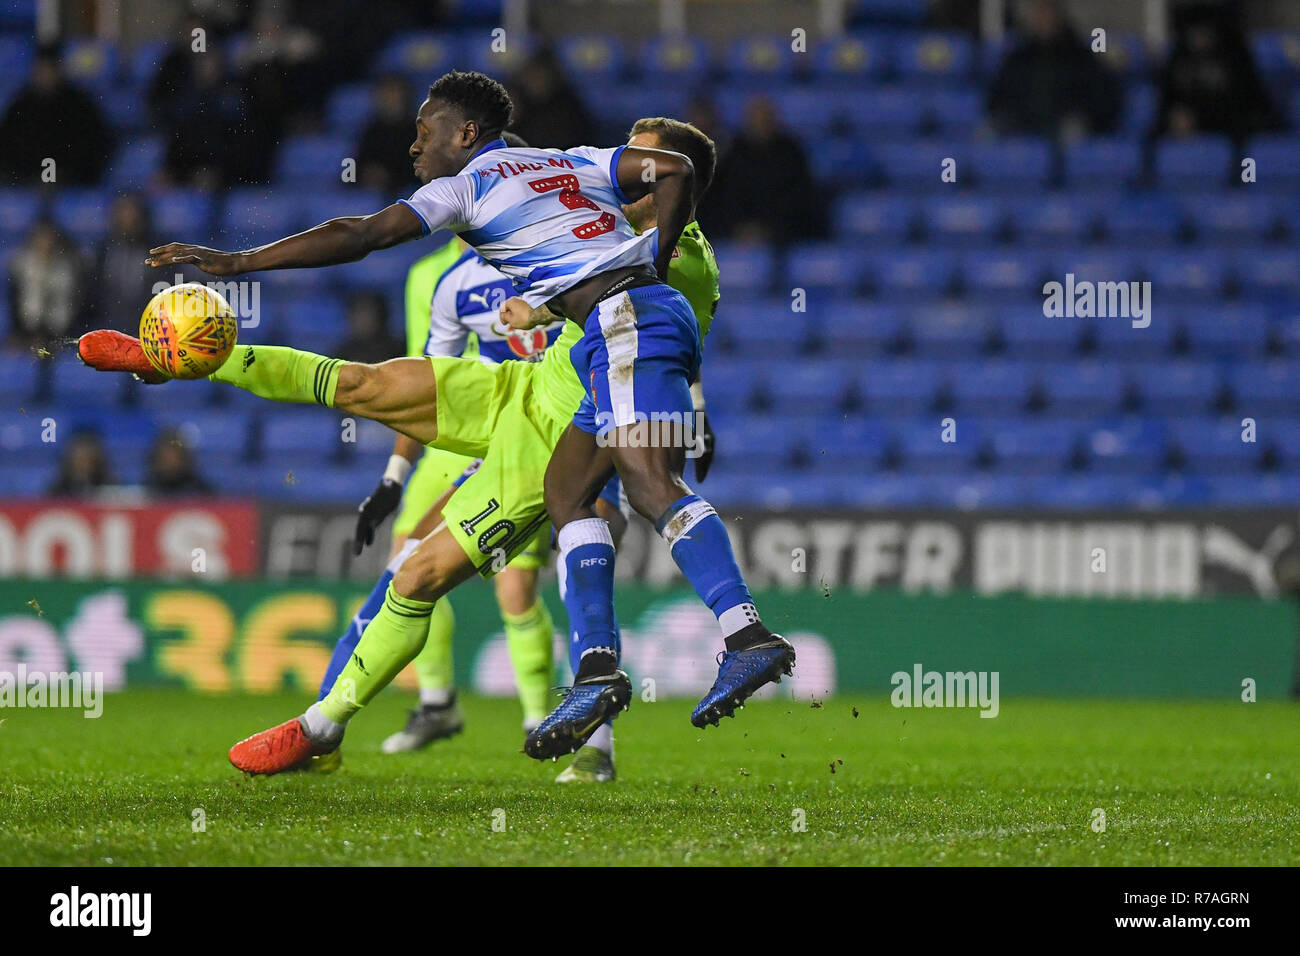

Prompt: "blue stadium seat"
[892,417,981,473]
[848,0,928,26]
[106,136,164,190]
[1063,138,1143,185]
[0,36,33,80]
[892,32,973,81]
[62,39,117,89]
[1126,473,1212,508]
[871,140,961,189]
[1178,305,1270,358]
[969,137,1053,188]
[52,189,111,244]
[1227,360,1300,415]
[1092,309,1176,357]
[129,39,169,90]
[258,463,374,502]
[959,248,1053,300]
[0,352,40,403]
[818,300,903,354]
[1234,246,1300,298]
[0,462,51,497]
[1250,32,1300,76]
[777,359,858,409]
[0,189,39,240]
[1261,418,1300,470]
[843,473,939,509]
[558,35,626,82]
[1248,134,1300,184]
[1143,248,1227,299]
[1139,361,1221,415]
[1210,473,1300,506]
[639,36,711,85]
[947,359,1033,414]
[844,87,927,136]
[724,35,798,80]
[1036,361,1126,415]
[275,135,354,187]
[712,242,776,297]
[1121,84,1157,135]
[702,359,772,414]
[1084,417,1167,473]
[131,375,224,412]
[926,88,983,133]
[1062,248,1143,285]
[1154,136,1233,187]
[716,301,817,357]
[375,32,457,78]
[808,136,860,188]
[279,295,348,343]
[1097,193,1183,242]
[815,416,888,469]
[858,359,941,414]
[1100,32,1149,76]
[867,249,957,297]
[931,473,1033,510]
[1184,192,1282,241]
[310,190,386,225]
[326,83,376,138]
[223,189,305,247]
[713,413,811,471]
[834,193,914,243]
[50,354,126,407]
[1024,474,1132,508]
[787,244,869,294]
[1006,194,1097,243]
[260,410,349,461]
[1166,417,1263,472]
[152,190,214,238]
[918,195,1005,243]
[812,35,890,83]
[996,305,1086,357]
[907,303,994,355]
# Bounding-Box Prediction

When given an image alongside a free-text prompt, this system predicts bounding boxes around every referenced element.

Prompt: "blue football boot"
[524,669,632,760]
[692,628,795,728]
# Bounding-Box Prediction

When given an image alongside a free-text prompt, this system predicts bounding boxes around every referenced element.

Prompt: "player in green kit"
[77,115,721,778]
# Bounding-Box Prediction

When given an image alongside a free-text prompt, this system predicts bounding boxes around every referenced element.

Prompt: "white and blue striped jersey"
[401,140,657,308]
[426,247,563,363]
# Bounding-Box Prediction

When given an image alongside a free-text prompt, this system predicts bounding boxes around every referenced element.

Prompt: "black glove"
[693,411,715,482]
[353,479,404,555]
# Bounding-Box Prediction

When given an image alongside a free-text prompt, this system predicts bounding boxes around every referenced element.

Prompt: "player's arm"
[615,146,694,280]
[354,432,424,554]
[146,203,426,276]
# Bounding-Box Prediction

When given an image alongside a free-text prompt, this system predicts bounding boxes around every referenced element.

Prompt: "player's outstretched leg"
[228,526,476,774]
[79,332,441,444]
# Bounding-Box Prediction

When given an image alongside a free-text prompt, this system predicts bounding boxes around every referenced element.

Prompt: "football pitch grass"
[2,689,1297,866]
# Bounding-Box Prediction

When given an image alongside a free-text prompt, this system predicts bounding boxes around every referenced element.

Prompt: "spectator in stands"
[146,428,211,497]
[1153,3,1280,145]
[333,292,403,365]
[49,431,116,497]
[6,220,84,353]
[94,195,156,333]
[506,48,594,149]
[706,95,824,243]
[0,48,113,186]
[234,3,328,134]
[158,48,270,188]
[356,75,418,193]
[986,0,1120,141]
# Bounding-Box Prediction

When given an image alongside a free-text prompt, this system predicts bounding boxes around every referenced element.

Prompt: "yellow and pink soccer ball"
[139,283,238,380]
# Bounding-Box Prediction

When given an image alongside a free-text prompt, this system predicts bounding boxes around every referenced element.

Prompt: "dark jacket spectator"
[94,195,157,332]
[334,292,404,365]
[987,0,1120,140]
[146,428,212,497]
[0,50,114,186]
[7,220,83,352]
[506,49,594,149]
[356,76,420,194]
[703,96,824,244]
[49,431,116,497]
[1153,3,1281,143]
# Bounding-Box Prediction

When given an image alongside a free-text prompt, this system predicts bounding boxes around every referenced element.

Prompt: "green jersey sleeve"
[403,239,469,358]
[666,221,721,341]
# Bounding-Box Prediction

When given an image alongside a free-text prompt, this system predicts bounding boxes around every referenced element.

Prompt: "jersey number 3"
[528,174,615,240]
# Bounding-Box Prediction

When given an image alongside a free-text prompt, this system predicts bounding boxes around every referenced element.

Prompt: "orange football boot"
[228,718,333,775]
[77,329,167,384]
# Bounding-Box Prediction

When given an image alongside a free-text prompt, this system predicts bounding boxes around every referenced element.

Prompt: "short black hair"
[628,117,717,202]
[428,70,513,139]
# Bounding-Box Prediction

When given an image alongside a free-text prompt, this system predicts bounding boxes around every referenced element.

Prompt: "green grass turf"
[1,689,1297,865]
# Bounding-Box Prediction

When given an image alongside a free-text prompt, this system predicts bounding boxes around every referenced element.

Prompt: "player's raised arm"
[615,146,695,280]
[145,203,427,276]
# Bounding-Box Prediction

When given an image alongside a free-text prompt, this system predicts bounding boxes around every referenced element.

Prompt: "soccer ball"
[139,283,238,380]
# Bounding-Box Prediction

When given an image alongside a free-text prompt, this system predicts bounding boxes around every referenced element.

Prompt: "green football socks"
[210,344,343,406]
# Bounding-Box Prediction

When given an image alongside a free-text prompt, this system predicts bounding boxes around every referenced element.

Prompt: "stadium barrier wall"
[0,580,1293,699]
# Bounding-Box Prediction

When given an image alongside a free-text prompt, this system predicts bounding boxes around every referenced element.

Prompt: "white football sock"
[301,702,345,746]
[587,721,614,756]
[419,687,453,707]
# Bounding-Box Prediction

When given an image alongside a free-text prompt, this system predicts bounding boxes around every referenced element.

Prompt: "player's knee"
[391,549,450,603]
[616,461,683,522]
[332,362,382,410]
